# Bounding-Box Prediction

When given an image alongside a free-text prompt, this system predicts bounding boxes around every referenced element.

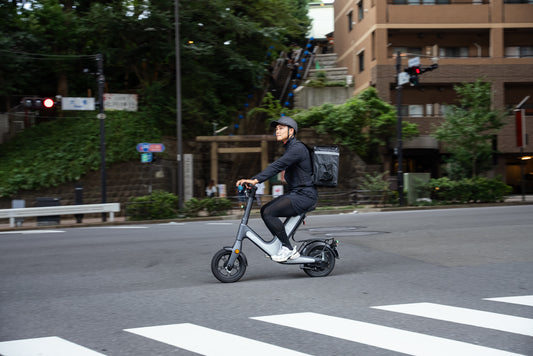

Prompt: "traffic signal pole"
[396,51,405,206]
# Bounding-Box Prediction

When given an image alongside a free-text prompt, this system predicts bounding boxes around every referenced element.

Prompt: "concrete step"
[314,53,338,69]
[308,67,349,82]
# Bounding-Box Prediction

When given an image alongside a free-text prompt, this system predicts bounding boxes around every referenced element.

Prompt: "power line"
[0,49,97,61]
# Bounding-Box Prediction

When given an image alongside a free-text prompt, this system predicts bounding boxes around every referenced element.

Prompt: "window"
[358,1,364,21]
[505,46,533,58]
[504,0,533,3]
[392,47,423,56]
[439,46,469,58]
[358,51,365,72]
[409,105,424,117]
[348,11,353,32]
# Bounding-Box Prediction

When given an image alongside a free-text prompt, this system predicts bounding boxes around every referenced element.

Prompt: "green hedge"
[126,191,233,220]
[416,177,512,204]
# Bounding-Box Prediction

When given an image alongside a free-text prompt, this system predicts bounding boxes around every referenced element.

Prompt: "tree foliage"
[0,0,311,137]
[432,80,506,178]
[294,87,419,163]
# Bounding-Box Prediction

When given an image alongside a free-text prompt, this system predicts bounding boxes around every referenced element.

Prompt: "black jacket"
[253,137,317,213]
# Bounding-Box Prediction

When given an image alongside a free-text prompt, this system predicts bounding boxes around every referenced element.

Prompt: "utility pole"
[395,51,405,206]
[175,0,184,210]
[96,53,107,221]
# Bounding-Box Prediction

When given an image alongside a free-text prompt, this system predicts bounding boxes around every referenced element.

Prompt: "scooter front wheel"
[211,249,246,283]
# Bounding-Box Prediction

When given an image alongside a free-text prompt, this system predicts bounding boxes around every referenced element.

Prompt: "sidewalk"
[1,195,532,232]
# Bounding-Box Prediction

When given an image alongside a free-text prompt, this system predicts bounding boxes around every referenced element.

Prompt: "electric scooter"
[211,185,339,283]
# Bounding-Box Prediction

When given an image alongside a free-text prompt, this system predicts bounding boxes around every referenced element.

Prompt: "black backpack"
[308,145,340,187]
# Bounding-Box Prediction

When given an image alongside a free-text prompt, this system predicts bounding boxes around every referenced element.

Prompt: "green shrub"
[204,198,233,216]
[126,190,178,221]
[182,198,206,217]
[417,177,511,204]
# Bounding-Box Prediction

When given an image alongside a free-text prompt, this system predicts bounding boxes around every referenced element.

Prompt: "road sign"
[408,57,420,68]
[104,93,138,111]
[141,152,153,163]
[398,72,409,86]
[136,143,166,153]
[62,97,95,111]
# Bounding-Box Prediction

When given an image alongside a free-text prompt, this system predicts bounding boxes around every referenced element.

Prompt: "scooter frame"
[222,185,338,271]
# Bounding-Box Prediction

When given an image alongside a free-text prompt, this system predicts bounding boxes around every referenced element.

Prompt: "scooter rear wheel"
[211,249,246,283]
[303,245,336,277]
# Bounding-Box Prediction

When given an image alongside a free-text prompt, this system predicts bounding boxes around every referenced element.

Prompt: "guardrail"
[0,203,120,227]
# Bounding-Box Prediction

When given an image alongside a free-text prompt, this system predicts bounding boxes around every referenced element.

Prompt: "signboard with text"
[62,97,95,111]
[104,93,138,111]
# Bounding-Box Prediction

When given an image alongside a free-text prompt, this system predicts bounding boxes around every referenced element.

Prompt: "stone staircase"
[307,53,350,82]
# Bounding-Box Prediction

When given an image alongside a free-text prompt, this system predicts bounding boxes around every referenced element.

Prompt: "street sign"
[398,72,409,86]
[62,97,95,111]
[141,152,153,163]
[408,56,420,68]
[104,93,138,112]
[136,143,165,153]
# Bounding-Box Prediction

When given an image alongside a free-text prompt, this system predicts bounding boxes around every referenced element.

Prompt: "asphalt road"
[0,205,532,355]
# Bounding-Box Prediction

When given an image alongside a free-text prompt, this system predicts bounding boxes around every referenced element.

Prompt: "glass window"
[358,1,364,21]
[358,51,365,72]
[348,11,353,32]
[409,105,424,117]
[439,47,468,58]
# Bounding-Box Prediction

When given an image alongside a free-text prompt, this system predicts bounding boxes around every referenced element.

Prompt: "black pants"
[260,195,298,249]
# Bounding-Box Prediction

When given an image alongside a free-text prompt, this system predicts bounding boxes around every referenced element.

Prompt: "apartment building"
[333,0,533,192]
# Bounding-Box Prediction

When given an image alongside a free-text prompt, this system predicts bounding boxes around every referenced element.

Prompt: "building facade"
[333,0,533,192]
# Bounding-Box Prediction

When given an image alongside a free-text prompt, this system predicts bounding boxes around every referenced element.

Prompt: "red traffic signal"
[43,98,55,108]
[21,97,55,110]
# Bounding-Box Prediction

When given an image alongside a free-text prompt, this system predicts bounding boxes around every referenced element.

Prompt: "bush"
[182,198,205,217]
[417,177,511,204]
[183,197,233,217]
[126,190,178,221]
[204,198,233,216]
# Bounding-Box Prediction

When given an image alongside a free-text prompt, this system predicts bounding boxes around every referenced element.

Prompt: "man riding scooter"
[236,116,318,262]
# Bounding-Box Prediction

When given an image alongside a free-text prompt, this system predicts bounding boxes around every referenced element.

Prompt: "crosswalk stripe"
[125,323,311,356]
[0,336,106,356]
[484,295,533,307]
[373,302,533,336]
[251,312,524,356]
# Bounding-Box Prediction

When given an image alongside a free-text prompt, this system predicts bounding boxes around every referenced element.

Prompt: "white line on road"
[484,295,533,307]
[125,323,311,356]
[373,302,533,336]
[252,312,524,356]
[0,336,106,356]
[0,230,65,235]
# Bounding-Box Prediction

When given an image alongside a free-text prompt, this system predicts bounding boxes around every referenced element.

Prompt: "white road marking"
[373,302,533,336]
[251,312,524,356]
[0,336,106,356]
[125,323,311,356]
[0,230,65,234]
[484,295,533,307]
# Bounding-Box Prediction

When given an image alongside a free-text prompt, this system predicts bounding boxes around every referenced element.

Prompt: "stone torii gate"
[196,135,277,193]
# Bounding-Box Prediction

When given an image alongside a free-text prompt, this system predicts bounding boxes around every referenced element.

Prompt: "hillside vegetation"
[0,112,161,198]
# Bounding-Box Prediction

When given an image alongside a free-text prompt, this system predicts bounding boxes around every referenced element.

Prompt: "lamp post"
[175,0,184,210]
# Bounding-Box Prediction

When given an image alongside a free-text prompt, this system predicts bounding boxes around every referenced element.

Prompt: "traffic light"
[403,63,438,86]
[404,66,422,85]
[21,97,55,110]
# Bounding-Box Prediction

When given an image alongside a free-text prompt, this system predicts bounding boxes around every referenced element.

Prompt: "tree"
[1,0,311,137]
[432,80,506,179]
[294,87,419,163]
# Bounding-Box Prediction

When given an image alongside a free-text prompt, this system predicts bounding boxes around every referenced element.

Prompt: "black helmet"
[270,116,298,134]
